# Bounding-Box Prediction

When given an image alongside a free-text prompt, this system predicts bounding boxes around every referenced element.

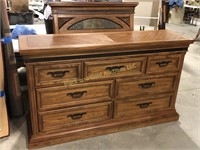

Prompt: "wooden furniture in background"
[19,30,192,148]
[10,0,29,12]
[0,42,9,138]
[162,0,170,22]
[1,0,23,117]
[49,2,138,33]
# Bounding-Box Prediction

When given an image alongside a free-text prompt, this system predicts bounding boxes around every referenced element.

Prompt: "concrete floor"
[0,23,200,150]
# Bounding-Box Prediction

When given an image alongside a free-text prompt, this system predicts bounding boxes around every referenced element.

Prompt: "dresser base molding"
[27,110,179,149]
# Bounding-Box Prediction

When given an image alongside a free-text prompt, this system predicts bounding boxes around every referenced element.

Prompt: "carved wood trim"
[58,18,73,29]
[57,15,131,33]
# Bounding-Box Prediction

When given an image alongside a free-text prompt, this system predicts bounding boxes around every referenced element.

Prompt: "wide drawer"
[38,102,112,132]
[36,80,114,111]
[146,53,184,74]
[114,94,173,118]
[84,56,146,80]
[116,75,177,99]
[34,61,82,86]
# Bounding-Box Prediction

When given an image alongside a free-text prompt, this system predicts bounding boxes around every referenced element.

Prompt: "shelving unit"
[184,4,200,26]
[123,0,161,30]
[29,0,45,11]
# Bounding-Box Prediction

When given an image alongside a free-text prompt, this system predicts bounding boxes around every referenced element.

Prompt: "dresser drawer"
[36,80,113,111]
[34,61,82,86]
[84,56,146,80]
[116,75,177,99]
[146,53,184,74]
[114,95,173,118]
[38,102,112,132]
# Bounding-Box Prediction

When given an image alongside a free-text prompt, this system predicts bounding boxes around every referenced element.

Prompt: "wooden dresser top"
[19,30,193,58]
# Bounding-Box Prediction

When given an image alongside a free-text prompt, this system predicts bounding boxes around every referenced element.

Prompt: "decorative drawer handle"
[137,102,152,109]
[67,91,87,98]
[106,65,125,73]
[47,70,70,78]
[67,112,87,120]
[139,82,155,89]
[155,61,172,67]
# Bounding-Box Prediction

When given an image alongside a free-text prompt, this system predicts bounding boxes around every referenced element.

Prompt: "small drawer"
[114,95,173,118]
[36,80,113,111]
[84,56,146,80]
[146,53,184,74]
[38,102,112,132]
[116,75,177,99]
[34,61,82,86]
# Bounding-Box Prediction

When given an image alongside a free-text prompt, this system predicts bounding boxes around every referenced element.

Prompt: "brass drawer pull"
[137,102,152,109]
[155,61,172,67]
[47,70,70,78]
[67,91,87,98]
[139,82,155,88]
[67,112,87,120]
[106,65,125,73]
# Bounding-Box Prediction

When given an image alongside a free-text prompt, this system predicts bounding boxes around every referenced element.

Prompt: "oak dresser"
[19,30,192,148]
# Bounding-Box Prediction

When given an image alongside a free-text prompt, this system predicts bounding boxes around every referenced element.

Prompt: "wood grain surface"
[49,2,138,8]
[49,2,138,34]
[0,40,9,138]
[19,30,192,57]
[20,29,191,148]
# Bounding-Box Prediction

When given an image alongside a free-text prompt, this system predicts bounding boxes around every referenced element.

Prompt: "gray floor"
[0,23,200,150]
